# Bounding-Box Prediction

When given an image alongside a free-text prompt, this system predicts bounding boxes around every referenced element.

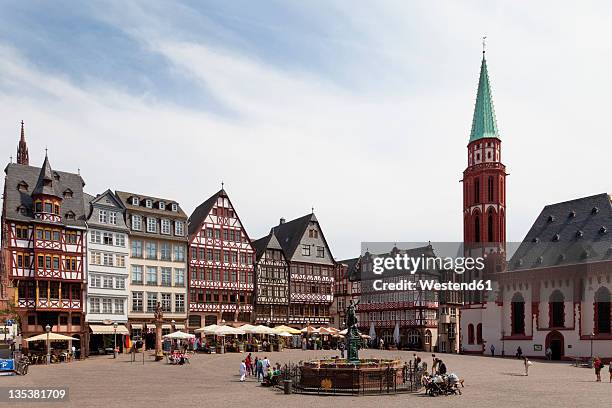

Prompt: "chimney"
[279,217,286,225]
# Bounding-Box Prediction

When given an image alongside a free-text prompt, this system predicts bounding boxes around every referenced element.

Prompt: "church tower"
[16,121,29,165]
[462,49,507,261]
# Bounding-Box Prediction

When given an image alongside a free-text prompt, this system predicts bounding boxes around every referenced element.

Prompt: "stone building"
[115,191,188,349]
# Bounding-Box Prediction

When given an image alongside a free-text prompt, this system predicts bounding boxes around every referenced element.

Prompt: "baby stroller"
[423,374,444,396]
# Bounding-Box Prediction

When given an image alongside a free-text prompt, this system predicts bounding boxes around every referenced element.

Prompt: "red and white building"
[1,124,88,351]
[187,189,255,328]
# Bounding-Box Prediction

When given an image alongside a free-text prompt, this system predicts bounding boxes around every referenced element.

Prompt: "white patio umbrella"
[194,324,220,334]
[163,331,195,340]
[277,331,293,337]
[369,322,376,341]
[26,333,80,342]
[215,326,246,336]
[339,328,348,335]
[393,322,400,345]
[238,324,258,334]
[253,325,276,335]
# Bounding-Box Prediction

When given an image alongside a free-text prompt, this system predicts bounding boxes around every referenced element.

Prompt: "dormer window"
[17,205,27,215]
[132,197,139,206]
[592,207,599,215]
[576,230,584,238]
[65,211,75,220]
[63,189,73,198]
[552,234,560,242]
[17,181,28,192]
[158,202,165,210]
[171,203,178,212]
[52,171,60,181]
[547,215,555,223]
[145,199,152,209]
[569,210,576,218]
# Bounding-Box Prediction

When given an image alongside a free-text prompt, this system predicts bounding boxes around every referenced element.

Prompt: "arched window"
[474,215,481,243]
[487,176,494,201]
[476,323,483,344]
[408,330,420,346]
[424,330,432,344]
[549,290,565,328]
[511,292,525,335]
[594,287,611,334]
[467,324,475,344]
[487,208,494,243]
[474,178,480,204]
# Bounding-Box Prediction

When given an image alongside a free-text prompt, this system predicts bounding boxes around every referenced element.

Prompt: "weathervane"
[482,35,487,54]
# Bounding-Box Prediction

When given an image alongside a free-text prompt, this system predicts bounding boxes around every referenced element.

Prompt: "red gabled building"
[187,189,255,329]
[2,124,88,351]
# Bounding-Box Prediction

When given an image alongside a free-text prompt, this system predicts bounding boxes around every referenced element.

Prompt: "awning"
[90,325,129,335]
[162,324,171,329]
[175,324,185,330]
[146,324,156,330]
[130,324,143,330]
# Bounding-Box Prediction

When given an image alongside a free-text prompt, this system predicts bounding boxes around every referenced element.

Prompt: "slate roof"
[469,54,500,142]
[507,193,612,272]
[115,190,187,219]
[339,256,360,281]
[187,189,224,237]
[271,212,336,262]
[252,232,286,261]
[3,161,87,228]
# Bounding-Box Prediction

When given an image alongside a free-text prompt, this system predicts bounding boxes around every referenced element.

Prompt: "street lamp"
[113,322,118,359]
[45,324,51,365]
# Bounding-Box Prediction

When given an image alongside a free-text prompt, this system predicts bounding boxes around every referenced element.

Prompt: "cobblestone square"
[3,349,610,408]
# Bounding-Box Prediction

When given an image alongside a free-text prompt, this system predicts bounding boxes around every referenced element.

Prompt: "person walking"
[516,346,523,359]
[256,357,264,382]
[379,338,384,350]
[245,353,252,377]
[490,344,495,357]
[338,341,345,359]
[437,359,447,375]
[523,356,531,376]
[263,356,271,375]
[239,360,247,382]
[545,347,552,360]
[431,354,437,375]
[593,357,602,382]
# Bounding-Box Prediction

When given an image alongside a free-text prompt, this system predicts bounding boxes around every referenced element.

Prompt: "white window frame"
[159,202,165,210]
[132,197,139,206]
[109,211,117,225]
[114,298,124,314]
[99,210,107,223]
[132,215,142,231]
[175,221,184,236]
[161,219,171,235]
[146,217,157,233]
[145,199,153,209]
[171,203,178,212]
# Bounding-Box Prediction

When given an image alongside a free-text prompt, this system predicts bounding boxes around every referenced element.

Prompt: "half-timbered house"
[252,231,289,325]
[2,126,88,351]
[271,213,336,326]
[187,189,254,328]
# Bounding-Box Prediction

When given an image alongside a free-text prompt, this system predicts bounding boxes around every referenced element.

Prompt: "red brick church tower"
[463,48,507,263]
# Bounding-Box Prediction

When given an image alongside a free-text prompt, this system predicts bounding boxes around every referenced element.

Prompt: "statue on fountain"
[345,299,360,363]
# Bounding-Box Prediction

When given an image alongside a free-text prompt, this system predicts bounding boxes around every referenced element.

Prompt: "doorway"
[545,330,564,360]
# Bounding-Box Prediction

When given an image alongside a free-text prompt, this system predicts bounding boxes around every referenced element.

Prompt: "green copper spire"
[469,53,499,142]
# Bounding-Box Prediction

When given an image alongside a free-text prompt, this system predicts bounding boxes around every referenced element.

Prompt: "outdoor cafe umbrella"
[26,333,79,342]
[214,326,246,336]
[252,325,276,335]
[163,331,195,340]
[273,325,301,335]
[194,324,220,334]
[277,331,293,337]
[238,324,258,334]
[300,325,319,335]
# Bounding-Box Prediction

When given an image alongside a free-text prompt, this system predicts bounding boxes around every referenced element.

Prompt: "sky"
[1,1,612,260]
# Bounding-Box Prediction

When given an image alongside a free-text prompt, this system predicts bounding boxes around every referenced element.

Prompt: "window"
[132,292,143,312]
[474,178,480,204]
[103,276,113,289]
[103,253,113,266]
[131,265,143,284]
[474,215,481,243]
[174,245,185,262]
[468,324,475,344]
[175,294,185,313]
[159,202,165,210]
[90,298,100,313]
[476,323,483,344]
[102,298,113,313]
[174,268,185,286]
[160,242,171,260]
[131,197,139,206]
[146,217,157,233]
[223,251,230,263]
[161,267,172,286]
[132,215,142,231]
[103,232,113,245]
[115,234,125,247]
[114,299,124,314]
[161,293,172,312]
[99,210,108,223]
[316,246,325,258]
[90,251,101,265]
[116,255,125,267]
[171,203,178,212]
[161,219,171,235]
[16,226,29,239]
[146,242,157,259]
[147,292,158,312]
[66,231,78,244]
[91,275,101,288]
[175,221,184,236]
[511,292,526,335]
[90,231,101,244]
[302,244,310,256]
[115,277,125,289]
[109,212,117,225]
[145,199,152,208]
[146,266,157,285]
[45,202,53,213]
[131,240,142,258]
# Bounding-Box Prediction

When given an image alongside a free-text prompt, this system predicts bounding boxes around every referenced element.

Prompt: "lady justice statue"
[345,299,360,363]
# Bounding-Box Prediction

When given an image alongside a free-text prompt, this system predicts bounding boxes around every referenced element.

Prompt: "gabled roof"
[252,231,285,261]
[507,193,612,272]
[469,54,499,143]
[188,189,224,237]
[340,256,361,281]
[115,190,186,219]
[3,162,87,227]
[271,212,337,262]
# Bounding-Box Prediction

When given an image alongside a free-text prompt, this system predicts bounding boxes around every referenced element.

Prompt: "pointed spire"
[469,49,499,143]
[32,151,61,198]
[16,120,29,165]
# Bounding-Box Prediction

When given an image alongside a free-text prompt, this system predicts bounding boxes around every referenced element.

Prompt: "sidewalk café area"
[24,332,80,365]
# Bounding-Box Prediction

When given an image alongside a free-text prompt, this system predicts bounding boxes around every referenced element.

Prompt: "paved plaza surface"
[2,349,610,408]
